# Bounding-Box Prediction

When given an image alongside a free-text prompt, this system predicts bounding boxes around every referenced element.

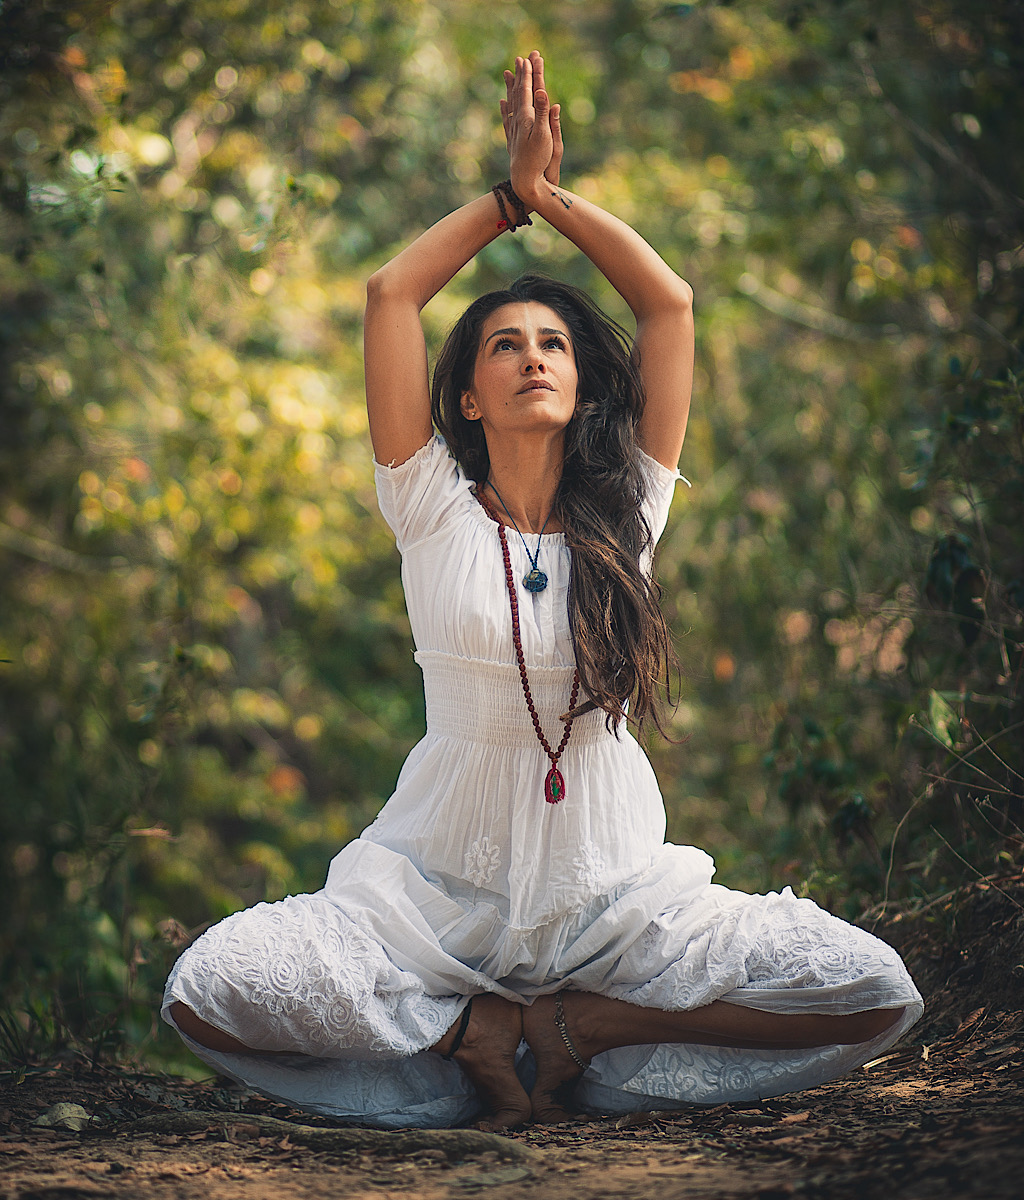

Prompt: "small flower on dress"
[464,837,501,888]
[807,936,859,983]
[707,1058,758,1095]
[572,842,606,890]
[261,951,307,998]
[669,980,705,1010]
[303,989,360,1046]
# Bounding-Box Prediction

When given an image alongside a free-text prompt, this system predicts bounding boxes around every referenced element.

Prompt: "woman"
[165,53,922,1130]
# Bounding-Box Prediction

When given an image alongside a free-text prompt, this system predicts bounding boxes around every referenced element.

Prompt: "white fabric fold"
[164,435,922,1127]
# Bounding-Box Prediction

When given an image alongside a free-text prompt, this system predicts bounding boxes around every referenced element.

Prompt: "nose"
[522,348,546,373]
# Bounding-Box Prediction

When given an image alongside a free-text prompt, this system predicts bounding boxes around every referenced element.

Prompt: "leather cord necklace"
[484,479,550,592]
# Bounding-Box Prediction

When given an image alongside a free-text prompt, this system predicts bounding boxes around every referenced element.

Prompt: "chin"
[515,411,573,432]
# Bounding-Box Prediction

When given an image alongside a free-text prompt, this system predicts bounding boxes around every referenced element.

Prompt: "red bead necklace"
[480,494,580,804]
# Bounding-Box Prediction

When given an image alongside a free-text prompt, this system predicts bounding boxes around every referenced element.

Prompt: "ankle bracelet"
[553,991,588,1071]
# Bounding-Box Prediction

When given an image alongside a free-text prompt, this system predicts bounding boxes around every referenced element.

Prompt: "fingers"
[517,53,534,117]
[507,51,548,117]
[532,50,546,97]
[501,69,514,143]
[544,103,563,185]
[503,50,558,178]
[550,103,563,152]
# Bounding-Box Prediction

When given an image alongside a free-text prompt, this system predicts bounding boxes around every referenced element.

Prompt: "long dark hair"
[431,274,674,732]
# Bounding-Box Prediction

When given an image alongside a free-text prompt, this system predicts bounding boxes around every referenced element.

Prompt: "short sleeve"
[374,435,472,552]
[638,448,689,549]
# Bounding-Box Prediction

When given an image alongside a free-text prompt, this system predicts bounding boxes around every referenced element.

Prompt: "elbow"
[638,277,694,323]
[365,265,425,313]
[365,267,392,305]
[670,277,694,312]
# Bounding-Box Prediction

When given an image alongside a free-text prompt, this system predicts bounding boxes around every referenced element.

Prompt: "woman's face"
[460,302,578,441]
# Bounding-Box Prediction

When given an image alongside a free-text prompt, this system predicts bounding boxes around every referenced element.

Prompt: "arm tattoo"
[551,189,573,210]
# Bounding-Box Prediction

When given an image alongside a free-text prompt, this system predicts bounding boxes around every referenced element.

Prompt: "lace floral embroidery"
[166,880,919,1118]
[572,842,605,889]
[167,894,459,1059]
[464,837,501,887]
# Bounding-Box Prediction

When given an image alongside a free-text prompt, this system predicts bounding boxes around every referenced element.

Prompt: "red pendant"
[544,765,565,805]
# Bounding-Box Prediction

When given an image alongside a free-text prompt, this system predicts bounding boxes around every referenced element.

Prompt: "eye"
[493,337,515,351]
[545,337,567,350]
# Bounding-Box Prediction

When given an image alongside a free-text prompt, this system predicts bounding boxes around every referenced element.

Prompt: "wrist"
[510,176,545,212]
[492,180,533,233]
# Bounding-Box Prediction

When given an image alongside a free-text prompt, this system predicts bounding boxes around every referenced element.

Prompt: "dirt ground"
[2,874,1022,1200]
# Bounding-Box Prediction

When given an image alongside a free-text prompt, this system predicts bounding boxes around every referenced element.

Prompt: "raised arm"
[363,65,564,468]
[363,199,501,468]
[504,53,695,470]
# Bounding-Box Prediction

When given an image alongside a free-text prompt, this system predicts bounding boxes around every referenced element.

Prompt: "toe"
[530,1096,578,1125]
[476,1103,530,1132]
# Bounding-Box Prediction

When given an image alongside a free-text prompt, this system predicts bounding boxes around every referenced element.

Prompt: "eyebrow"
[482,326,570,346]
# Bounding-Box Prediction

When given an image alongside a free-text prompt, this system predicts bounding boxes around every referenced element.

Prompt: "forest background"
[0,0,1021,1073]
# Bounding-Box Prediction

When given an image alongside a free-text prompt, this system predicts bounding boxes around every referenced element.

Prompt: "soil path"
[2,876,1022,1200]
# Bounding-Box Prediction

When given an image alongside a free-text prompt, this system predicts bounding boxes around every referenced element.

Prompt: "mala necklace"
[485,480,550,592]
[481,491,580,804]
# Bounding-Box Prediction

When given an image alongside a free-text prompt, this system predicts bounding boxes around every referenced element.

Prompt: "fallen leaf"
[32,1103,94,1132]
[225,1122,262,1141]
[955,1007,988,1035]
[771,1133,815,1146]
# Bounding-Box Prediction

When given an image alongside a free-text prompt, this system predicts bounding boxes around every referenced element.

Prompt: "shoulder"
[636,446,690,547]
[374,435,477,551]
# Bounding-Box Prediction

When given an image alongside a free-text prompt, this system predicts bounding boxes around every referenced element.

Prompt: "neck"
[483,432,564,534]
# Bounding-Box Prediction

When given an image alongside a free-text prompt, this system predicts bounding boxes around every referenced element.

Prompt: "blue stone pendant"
[523,568,548,593]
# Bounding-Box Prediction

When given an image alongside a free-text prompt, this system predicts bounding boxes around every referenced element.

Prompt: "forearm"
[367,192,503,311]
[516,180,692,321]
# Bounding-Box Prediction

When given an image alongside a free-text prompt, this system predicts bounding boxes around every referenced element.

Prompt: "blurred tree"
[0,0,1020,1064]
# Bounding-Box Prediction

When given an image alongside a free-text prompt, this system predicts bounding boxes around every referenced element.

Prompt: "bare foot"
[522,992,591,1124]
[432,994,529,1131]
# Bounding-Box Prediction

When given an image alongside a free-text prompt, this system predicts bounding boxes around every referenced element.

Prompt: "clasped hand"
[500,50,564,199]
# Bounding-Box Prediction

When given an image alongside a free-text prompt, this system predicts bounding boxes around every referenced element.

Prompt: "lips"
[518,380,554,393]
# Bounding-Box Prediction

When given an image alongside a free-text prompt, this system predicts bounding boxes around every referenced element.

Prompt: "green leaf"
[924,690,957,749]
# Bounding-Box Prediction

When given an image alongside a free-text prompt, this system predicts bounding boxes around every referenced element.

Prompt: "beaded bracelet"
[491,180,533,233]
[499,180,531,227]
[492,184,513,231]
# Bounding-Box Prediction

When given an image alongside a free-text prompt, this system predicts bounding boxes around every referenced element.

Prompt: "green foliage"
[1,0,1021,1063]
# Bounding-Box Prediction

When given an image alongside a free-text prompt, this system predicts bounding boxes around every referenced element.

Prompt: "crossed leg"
[522,993,907,1123]
[169,995,529,1131]
[170,994,904,1129]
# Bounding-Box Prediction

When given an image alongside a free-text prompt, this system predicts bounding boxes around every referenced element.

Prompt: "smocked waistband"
[415,650,611,747]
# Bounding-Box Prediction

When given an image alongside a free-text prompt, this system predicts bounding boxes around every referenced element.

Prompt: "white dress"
[163,435,923,1127]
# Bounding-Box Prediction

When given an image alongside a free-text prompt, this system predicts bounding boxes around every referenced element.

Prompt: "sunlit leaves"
[1,0,1021,1060]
